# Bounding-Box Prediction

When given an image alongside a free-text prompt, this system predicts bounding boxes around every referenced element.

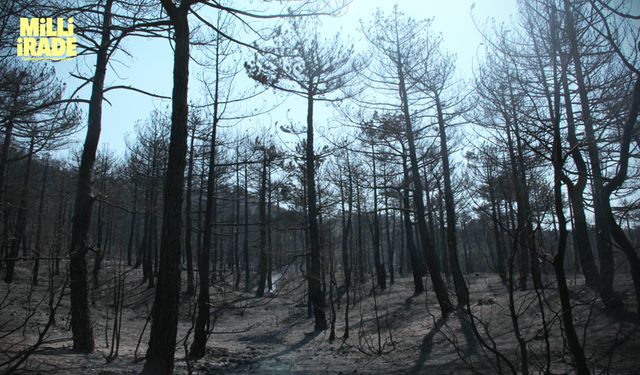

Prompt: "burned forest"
[1,0,640,374]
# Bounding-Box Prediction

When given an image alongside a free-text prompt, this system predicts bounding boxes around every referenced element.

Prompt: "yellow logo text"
[17,18,76,61]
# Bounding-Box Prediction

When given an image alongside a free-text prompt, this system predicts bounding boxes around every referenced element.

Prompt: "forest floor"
[1,261,639,374]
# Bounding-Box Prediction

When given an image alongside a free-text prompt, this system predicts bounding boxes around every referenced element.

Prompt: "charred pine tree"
[0,64,67,269]
[126,172,138,267]
[143,0,190,372]
[562,0,621,306]
[2,64,72,283]
[547,5,590,371]
[183,113,200,296]
[485,158,507,283]
[355,173,366,285]
[189,47,221,358]
[66,0,113,353]
[5,138,35,284]
[31,159,49,286]
[255,144,270,297]
[233,142,241,289]
[369,143,386,290]
[400,148,425,293]
[246,17,359,330]
[384,184,395,285]
[410,36,469,305]
[243,158,250,291]
[600,76,640,315]
[434,179,450,280]
[92,152,113,294]
[588,0,640,316]
[434,92,468,305]
[559,63,602,291]
[337,150,354,338]
[363,8,453,314]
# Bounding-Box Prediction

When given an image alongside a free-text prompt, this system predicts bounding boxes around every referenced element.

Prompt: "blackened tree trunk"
[5,139,35,283]
[548,16,589,367]
[339,158,353,338]
[318,178,327,301]
[435,94,468,306]
[127,181,137,267]
[143,155,157,289]
[211,181,218,282]
[553,188,590,375]
[507,72,542,290]
[67,0,114,353]
[503,114,529,291]
[0,92,17,277]
[196,152,204,263]
[401,150,425,293]
[385,191,395,285]
[141,186,152,283]
[53,176,65,276]
[488,183,506,283]
[513,116,542,291]
[328,224,337,341]
[356,180,365,285]
[461,220,472,274]
[190,84,220,360]
[256,153,268,297]
[563,0,618,306]
[0,77,23,270]
[397,62,453,315]
[184,123,196,295]
[601,76,640,315]
[267,168,273,292]
[243,160,250,291]
[143,4,189,373]
[402,188,425,294]
[0,108,15,213]
[398,199,405,278]
[305,91,328,331]
[234,147,241,289]
[559,60,602,292]
[370,146,386,290]
[32,159,49,285]
[436,186,450,279]
[190,30,222,356]
[424,175,438,272]
[92,158,107,293]
[92,199,103,293]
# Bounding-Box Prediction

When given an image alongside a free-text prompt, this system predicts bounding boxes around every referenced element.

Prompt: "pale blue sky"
[54,0,518,156]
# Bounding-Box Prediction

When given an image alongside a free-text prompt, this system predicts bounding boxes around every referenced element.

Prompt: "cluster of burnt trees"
[1,0,640,373]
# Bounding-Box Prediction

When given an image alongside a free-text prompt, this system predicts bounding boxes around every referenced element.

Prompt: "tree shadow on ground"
[237,317,307,346]
[262,330,321,360]
[455,307,478,357]
[603,306,640,324]
[412,308,478,373]
[412,314,448,373]
[403,293,421,311]
[236,330,322,374]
